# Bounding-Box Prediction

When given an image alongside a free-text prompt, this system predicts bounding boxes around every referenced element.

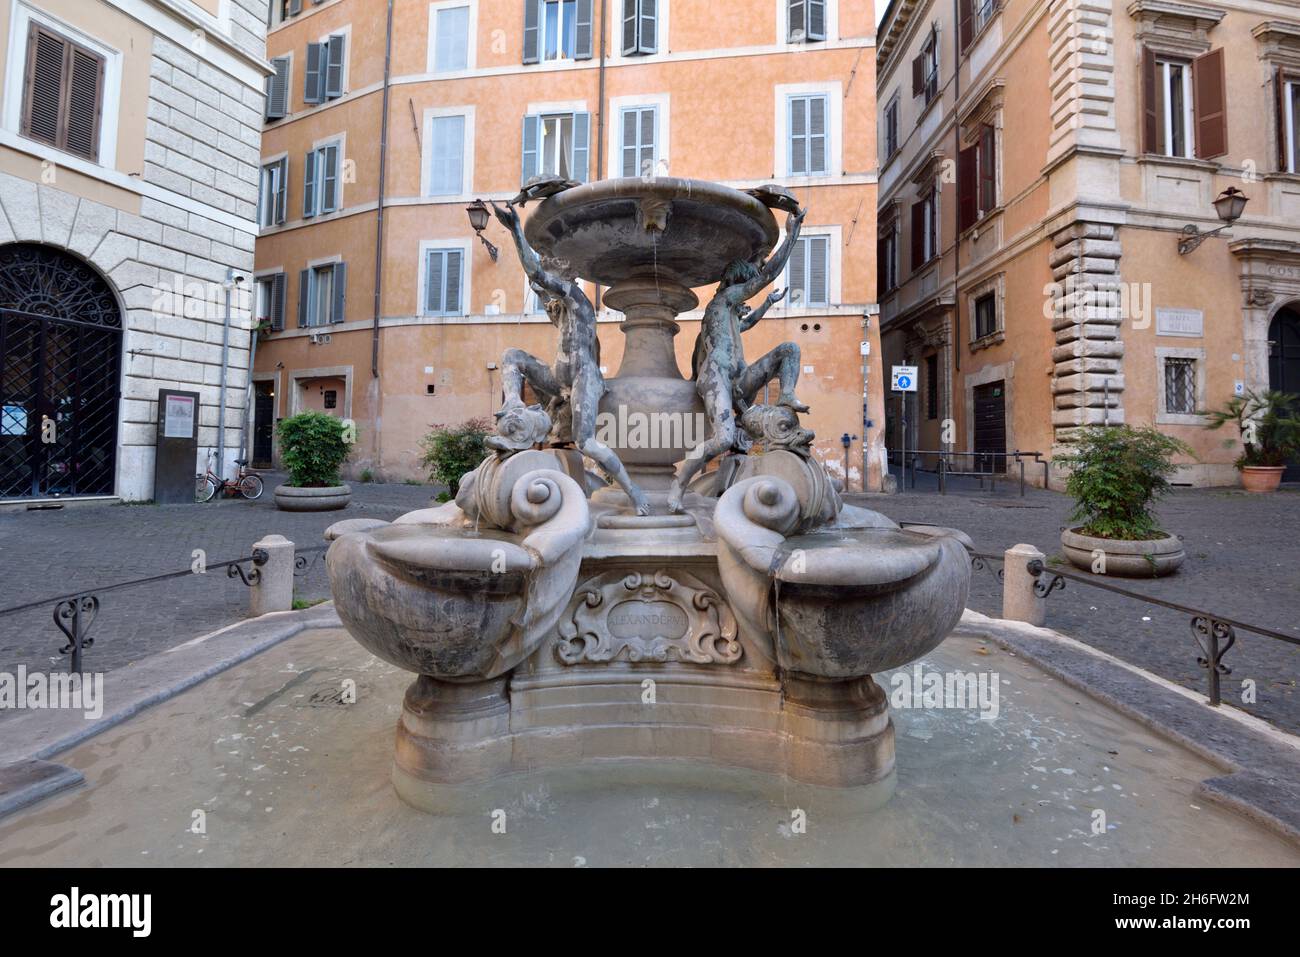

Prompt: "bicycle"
[196,453,265,502]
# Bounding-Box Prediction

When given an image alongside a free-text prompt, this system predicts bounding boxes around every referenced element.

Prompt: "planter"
[274,484,351,512]
[1239,465,1285,493]
[1060,527,1184,578]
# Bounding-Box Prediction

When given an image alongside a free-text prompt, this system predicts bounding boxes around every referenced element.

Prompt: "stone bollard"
[1002,543,1046,626]
[250,534,295,616]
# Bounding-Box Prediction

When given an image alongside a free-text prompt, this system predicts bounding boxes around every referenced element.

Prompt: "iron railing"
[966,549,1298,708]
[891,450,1051,496]
[0,545,330,672]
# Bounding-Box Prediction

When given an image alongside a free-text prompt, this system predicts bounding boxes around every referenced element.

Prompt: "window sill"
[1155,412,1206,427]
[961,9,1004,59]
[958,206,1003,241]
[1136,153,1220,172]
[969,330,1004,352]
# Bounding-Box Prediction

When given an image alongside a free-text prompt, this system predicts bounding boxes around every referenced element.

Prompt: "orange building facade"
[252,0,887,490]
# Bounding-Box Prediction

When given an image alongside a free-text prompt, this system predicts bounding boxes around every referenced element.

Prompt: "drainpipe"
[594,0,607,312]
[370,0,394,469]
[216,268,243,480]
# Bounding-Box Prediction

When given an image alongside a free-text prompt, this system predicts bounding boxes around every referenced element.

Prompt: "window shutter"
[623,0,638,55]
[809,236,828,305]
[1141,46,1158,154]
[288,0,303,15]
[790,96,808,175]
[640,106,656,175]
[957,143,977,232]
[425,251,444,313]
[321,144,339,212]
[958,0,973,52]
[808,0,825,41]
[571,111,591,182]
[22,25,66,148]
[298,269,311,327]
[910,201,925,270]
[304,42,323,104]
[521,114,540,184]
[64,45,103,160]
[270,272,287,331]
[325,35,345,99]
[444,251,463,314]
[877,234,886,294]
[789,237,807,306]
[429,115,465,195]
[640,0,658,54]
[1192,48,1227,160]
[912,53,924,98]
[266,57,289,120]
[435,7,469,72]
[789,0,806,42]
[808,95,827,174]
[621,109,639,177]
[275,157,288,224]
[1277,67,1289,172]
[302,149,317,218]
[979,126,996,214]
[331,262,347,323]
[523,0,540,64]
[574,0,594,60]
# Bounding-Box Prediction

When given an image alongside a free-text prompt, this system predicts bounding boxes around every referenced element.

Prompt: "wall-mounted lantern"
[1178,187,1248,256]
[466,199,499,262]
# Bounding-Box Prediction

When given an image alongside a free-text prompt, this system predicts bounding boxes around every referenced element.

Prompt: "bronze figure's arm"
[738,288,787,332]
[492,201,570,299]
[736,207,806,302]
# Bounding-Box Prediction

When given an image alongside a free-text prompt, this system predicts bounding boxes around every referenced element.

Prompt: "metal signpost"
[892,365,917,488]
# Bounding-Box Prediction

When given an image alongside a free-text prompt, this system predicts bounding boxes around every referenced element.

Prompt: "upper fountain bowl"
[524,177,780,289]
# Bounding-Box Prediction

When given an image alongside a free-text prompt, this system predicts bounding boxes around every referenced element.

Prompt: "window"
[523,0,593,63]
[787,0,826,43]
[303,141,340,217]
[926,354,939,419]
[1281,75,1300,174]
[428,114,465,195]
[19,22,105,162]
[620,105,657,178]
[1164,357,1196,414]
[433,5,470,73]
[323,390,338,410]
[1142,47,1226,159]
[424,248,465,316]
[957,123,997,231]
[883,97,899,160]
[255,274,287,332]
[304,34,346,105]
[959,0,999,52]
[788,234,830,308]
[521,111,590,183]
[622,0,657,55]
[912,28,939,107]
[298,262,347,327]
[788,94,828,176]
[911,183,939,270]
[879,218,898,294]
[258,158,288,227]
[281,0,303,20]
[265,56,290,121]
[974,292,996,340]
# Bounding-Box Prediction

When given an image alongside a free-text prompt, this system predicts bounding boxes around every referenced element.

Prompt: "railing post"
[1003,543,1047,626]
[250,534,295,616]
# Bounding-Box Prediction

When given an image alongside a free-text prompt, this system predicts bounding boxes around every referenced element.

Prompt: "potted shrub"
[420,418,490,502]
[274,410,355,511]
[1201,389,1300,493]
[1054,426,1192,577]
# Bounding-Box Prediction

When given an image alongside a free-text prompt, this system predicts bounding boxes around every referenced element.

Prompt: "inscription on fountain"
[608,600,690,641]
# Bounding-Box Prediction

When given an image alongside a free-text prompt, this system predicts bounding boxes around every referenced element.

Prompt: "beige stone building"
[251,0,888,489]
[877,0,1300,487]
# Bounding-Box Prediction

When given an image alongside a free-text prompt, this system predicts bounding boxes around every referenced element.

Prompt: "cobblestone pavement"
[2,470,1297,734]
[0,475,437,686]
[849,473,1300,734]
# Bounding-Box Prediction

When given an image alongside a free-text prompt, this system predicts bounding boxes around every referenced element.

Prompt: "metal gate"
[0,244,122,498]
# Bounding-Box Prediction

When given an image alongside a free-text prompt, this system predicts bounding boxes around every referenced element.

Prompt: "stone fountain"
[326,177,971,811]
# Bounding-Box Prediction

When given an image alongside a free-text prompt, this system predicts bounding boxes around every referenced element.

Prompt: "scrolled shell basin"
[326,524,534,680]
[772,528,971,678]
[523,177,780,288]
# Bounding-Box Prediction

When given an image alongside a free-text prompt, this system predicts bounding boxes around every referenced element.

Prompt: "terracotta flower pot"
[1239,466,1285,493]
[1060,527,1185,577]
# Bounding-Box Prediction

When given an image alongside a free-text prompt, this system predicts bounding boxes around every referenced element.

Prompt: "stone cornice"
[878,0,923,68]
[1126,0,1226,33]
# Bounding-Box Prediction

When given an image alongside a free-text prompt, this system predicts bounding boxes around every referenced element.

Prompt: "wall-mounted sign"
[891,365,918,392]
[1156,307,1204,338]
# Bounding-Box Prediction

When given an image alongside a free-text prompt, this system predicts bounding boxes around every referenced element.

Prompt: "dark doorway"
[253,381,275,468]
[1269,307,1300,481]
[973,381,1006,473]
[0,244,122,499]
